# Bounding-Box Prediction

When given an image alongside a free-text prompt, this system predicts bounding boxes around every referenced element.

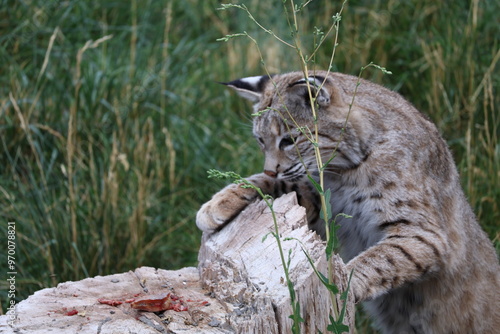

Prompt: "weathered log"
[198,192,354,334]
[0,266,233,333]
[0,193,354,333]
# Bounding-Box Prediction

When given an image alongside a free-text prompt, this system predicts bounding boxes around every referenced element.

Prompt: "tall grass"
[0,0,498,328]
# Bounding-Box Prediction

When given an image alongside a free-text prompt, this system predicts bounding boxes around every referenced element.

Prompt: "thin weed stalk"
[218,1,352,331]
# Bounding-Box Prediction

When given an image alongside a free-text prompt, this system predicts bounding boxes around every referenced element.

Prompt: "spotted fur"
[196,71,500,333]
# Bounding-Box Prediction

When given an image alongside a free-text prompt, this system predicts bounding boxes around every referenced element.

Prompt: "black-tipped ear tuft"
[222,75,273,103]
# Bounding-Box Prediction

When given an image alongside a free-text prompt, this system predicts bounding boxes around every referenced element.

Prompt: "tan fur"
[196,71,500,333]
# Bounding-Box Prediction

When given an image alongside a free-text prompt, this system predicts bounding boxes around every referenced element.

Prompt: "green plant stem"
[285,0,342,322]
[257,189,302,334]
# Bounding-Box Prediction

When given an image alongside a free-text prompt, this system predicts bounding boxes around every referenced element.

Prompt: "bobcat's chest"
[324,178,385,262]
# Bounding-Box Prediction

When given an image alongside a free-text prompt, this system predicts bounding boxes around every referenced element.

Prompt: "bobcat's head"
[225,71,369,181]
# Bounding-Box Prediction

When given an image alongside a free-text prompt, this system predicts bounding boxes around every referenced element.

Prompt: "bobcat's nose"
[264,170,277,178]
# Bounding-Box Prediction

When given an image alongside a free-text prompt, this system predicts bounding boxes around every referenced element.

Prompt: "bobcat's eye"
[256,137,265,147]
[279,136,296,149]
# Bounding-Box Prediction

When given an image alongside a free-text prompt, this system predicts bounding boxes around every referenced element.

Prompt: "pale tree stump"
[0,193,354,333]
[0,267,232,334]
[198,192,354,334]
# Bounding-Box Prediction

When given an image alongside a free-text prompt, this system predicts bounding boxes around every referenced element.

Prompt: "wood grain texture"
[198,192,354,334]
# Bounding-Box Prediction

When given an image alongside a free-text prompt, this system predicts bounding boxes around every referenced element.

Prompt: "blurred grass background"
[0,0,498,330]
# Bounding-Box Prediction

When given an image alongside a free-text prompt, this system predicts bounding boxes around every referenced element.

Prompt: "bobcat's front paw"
[196,183,258,233]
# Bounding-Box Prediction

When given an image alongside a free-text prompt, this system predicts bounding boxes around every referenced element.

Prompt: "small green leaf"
[307,175,323,195]
[318,272,339,295]
[288,301,305,325]
[361,62,393,75]
[217,3,245,11]
[252,107,273,117]
[262,232,271,243]
[321,153,337,170]
[207,169,244,182]
[263,194,273,201]
[319,189,332,222]
[327,318,350,334]
[326,221,340,259]
[302,247,339,294]
[337,270,354,326]
[287,281,296,301]
[335,213,353,220]
[325,238,334,260]
[327,314,350,334]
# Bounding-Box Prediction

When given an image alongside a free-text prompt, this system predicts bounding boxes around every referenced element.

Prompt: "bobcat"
[196,71,500,333]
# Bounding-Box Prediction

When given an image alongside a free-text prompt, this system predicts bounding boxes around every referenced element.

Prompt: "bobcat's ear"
[222,75,272,103]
